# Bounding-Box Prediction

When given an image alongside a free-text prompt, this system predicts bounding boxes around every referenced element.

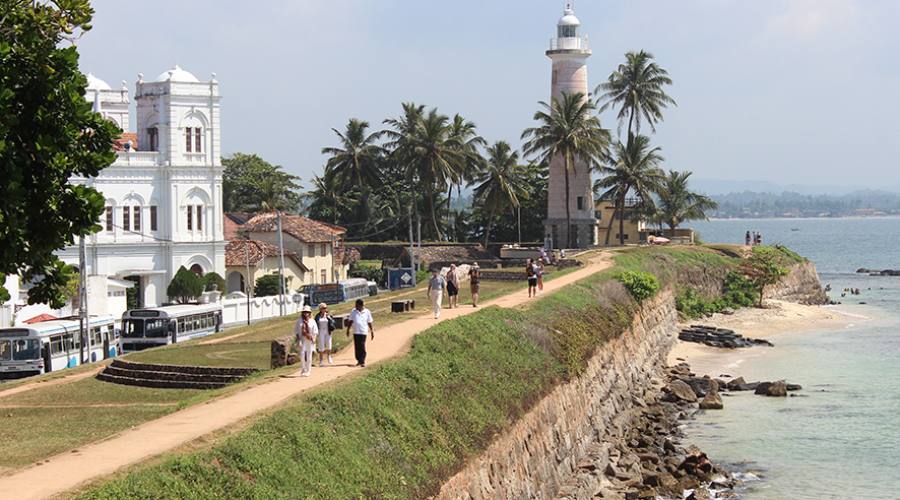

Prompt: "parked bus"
[301,278,373,305]
[0,315,117,379]
[121,303,223,352]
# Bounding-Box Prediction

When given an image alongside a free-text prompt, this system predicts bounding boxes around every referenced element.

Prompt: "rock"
[786,383,802,391]
[754,382,773,395]
[643,473,660,487]
[699,392,724,410]
[665,380,699,403]
[766,380,788,397]
[725,376,746,391]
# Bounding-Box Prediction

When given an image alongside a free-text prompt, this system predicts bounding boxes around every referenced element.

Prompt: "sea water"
[686,218,900,499]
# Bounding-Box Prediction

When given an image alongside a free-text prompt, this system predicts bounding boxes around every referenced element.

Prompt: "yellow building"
[594,198,647,246]
[224,239,308,294]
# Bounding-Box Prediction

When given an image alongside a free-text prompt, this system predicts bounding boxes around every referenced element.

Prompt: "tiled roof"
[224,212,257,241]
[113,132,138,151]
[224,239,309,272]
[242,213,346,243]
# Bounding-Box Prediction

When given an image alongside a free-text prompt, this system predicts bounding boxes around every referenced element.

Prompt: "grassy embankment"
[77,246,760,499]
[0,264,580,472]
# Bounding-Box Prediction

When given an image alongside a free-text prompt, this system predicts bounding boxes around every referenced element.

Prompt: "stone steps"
[96,359,258,390]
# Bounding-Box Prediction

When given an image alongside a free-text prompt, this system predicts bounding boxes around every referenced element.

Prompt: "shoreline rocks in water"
[679,325,774,349]
[856,268,900,276]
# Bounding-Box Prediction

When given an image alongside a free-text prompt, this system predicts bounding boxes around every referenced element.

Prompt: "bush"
[348,262,384,284]
[255,274,291,297]
[202,272,226,292]
[722,271,756,308]
[167,266,203,304]
[676,272,759,319]
[617,270,660,303]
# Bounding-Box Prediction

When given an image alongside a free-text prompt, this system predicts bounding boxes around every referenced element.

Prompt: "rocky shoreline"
[678,325,774,349]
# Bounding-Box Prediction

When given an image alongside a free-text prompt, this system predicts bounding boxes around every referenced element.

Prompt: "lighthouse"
[545,3,596,249]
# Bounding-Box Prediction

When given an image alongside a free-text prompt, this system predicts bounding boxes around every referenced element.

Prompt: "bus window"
[123,320,145,338]
[0,340,10,361]
[64,334,75,351]
[12,339,40,361]
[50,335,63,355]
[145,319,168,338]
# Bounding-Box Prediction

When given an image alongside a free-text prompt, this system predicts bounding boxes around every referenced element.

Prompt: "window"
[321,270,327,284]
[194,128,202,153]
[196,205,203,231]
[150,206,157,231]
[185,127,192,152]
[105,207,114,232]
[308,244,315,256]
[577,196,585,210]
[558,25,577,38]
[122,206,130,231]
[148,127,158,151]
[321,244,327,257]
[187,206,193,230]
[133,206,141,232]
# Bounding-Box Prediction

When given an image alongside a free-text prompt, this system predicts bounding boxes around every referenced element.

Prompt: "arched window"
[190,264,204,276]
[181,112,208,154]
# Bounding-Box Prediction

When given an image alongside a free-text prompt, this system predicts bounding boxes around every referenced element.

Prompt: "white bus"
[121,303,223,352]
[0,315,118,379]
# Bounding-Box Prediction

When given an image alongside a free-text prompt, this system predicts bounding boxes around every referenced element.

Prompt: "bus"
[0,315,117,379]
[121,303,223,352]
[301,278,372,305]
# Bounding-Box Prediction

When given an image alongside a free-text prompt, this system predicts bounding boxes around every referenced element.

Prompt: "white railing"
[221,294,304,327]
[549,36,590,51]
[116,151,161,167]
[183,152,207,164]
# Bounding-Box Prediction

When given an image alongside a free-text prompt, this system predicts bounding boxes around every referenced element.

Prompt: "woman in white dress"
[293,305,318,377]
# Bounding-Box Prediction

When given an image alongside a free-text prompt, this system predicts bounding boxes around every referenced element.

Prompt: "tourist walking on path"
[314,303,335,367]
[446,264,460,309]
[469,263,481,307]
[536,260,545,293]
[427,268,446,319]
[294,305,318,377]
[345,299,374,367]
[526,259,538,298]
[745,230,751,246]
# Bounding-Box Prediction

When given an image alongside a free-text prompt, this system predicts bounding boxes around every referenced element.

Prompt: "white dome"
[86,73,112,90]
[155,65,200,83]
[558,8,581,27]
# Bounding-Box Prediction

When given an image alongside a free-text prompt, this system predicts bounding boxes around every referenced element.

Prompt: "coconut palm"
[471,141,529,247]
[304,165,353,225]
[521,92,610,248]
[446,114,486,230]
[655,170,718,235]
[596,50,676,143]
[322,118,382,222]
[594,133,665,245]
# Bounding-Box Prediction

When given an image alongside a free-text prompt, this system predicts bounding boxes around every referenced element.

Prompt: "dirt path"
[0,253,612,499]
[0,367,103,400]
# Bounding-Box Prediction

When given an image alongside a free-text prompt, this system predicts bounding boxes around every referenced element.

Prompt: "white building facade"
[59,66,226,311]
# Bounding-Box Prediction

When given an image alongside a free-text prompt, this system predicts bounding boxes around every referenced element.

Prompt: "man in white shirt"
[346,298,374,367]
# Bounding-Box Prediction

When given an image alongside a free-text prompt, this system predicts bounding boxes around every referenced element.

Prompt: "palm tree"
[446,114,486,232]
[596,50,676,145]
[522,92,610,248]
[304,165,352,225]
[594,133,665,245]
[655,170,718,236]
[471,141,529,247]
[322,118,382,223]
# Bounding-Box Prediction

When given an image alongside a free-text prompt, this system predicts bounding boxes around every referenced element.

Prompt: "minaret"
[544,2,596,249]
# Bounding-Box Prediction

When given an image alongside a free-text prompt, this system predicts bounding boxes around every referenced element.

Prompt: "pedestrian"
[745,230,751,246]
[314,302,335,367]
[345,298,374,367]
[536,259,545,293]
[757,232,763,246]
[469,262,481,307]
[446,263,460,309]
[526,258,538,298]
[427,268,446,319]
[294,305,318,377]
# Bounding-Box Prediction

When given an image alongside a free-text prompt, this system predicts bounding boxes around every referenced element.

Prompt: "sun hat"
[318,302,328,309]
[302,305,312,313]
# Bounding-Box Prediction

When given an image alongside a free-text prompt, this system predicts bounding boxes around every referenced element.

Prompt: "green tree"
[471,142,528,247]
[743,246,789,307]
[304,165,354,225]
[594,134,665,245]
[167,266,204,304]
[254,273,290,297]
[521,92,611,248]
[655,170,718,235]
[223,153,302,213]
[202,272,226,292]
[321,119,382,223]
[596,50,676,143]
[445,114,485,230]
[0,1,119,308]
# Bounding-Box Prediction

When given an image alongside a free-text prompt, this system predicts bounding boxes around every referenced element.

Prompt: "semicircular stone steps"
[97,359,259,390]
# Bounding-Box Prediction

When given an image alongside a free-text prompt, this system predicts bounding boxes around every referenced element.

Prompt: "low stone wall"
[765,260,828,304]
[436,291,678,499]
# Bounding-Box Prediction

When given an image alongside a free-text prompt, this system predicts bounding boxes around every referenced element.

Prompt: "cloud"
[764,0,860,40]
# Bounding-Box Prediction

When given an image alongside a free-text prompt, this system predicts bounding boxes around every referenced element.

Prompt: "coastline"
[667,300,863,378]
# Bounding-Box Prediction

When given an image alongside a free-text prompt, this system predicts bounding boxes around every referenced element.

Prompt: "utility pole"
[78,236,88,364]
[276,211,286,316]
[244,235,252,326]
[517,205,522,247]
[408,205,415,285]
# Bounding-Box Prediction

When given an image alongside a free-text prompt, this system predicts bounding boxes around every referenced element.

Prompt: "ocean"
[687,218,900,499]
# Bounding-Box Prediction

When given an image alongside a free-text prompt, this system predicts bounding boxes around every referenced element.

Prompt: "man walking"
[294,305,318,377]
[469,262,480,307]
[526,258,538,298]
[346,299,374,367]
[427,268,446,319]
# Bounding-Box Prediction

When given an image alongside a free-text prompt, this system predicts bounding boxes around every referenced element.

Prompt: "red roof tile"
[242,213,346,243]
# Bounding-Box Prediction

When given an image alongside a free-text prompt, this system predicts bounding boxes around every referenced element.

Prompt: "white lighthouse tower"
[545,2,596,249]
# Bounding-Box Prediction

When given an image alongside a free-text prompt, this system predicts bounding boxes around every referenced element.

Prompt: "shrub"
[722,271,756,308]
[167,266,203,304]
[348,262,384,284]
[202,272,226,292]
[617,270,660,303]
[744,246,789,306]
[255,274,291,297]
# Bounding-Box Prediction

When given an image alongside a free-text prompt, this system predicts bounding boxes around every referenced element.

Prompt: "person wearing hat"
[294,305,318,377]
[427,268,446,319]
[314,302,335,366]
[468,262,481,307]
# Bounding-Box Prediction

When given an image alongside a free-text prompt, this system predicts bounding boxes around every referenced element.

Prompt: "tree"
[304,165,354,225]
[446,114,486,229]
[202,272,226,292]
[223,153,302,213]
[596,50,676,143]
[471,141,529,247]
[167,266,204,304]
[254,273,291,297]
[742,246,789,307]
[594,134,665,245]
[322,119,382,223]
[655,170,718,235]
[521,92,611,248]
[1,1,119,308]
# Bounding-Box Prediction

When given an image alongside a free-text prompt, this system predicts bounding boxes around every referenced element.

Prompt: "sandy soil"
[667,300,861,377]
[0,254,612,500]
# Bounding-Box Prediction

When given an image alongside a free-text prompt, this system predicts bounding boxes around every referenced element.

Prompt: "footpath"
[1,253,611,499]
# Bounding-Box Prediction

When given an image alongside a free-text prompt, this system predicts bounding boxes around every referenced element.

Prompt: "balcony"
[115,151,160,167]
[548,36,590,52]
[182,152,207,164]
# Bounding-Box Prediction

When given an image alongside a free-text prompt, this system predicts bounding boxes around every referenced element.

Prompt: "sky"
[76,0,900,193]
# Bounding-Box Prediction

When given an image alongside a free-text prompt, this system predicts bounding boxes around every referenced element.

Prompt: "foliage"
[223,153,302,212]
[348,261,384,284]
[675,273,755,319]
[653,170,718,233]
[0,1,119,308]
[202,272,226,292]
[521,92,611,247]
[470,141,529,246]
[743,246,789,307]
[254,273,290,297]
[773,244,805,264]
[617,270,660,303]
[321,118,383,223]
[166,267,204,304]
[596,50,676,137]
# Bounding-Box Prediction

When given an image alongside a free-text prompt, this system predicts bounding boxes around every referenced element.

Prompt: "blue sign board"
[387,268,416,290]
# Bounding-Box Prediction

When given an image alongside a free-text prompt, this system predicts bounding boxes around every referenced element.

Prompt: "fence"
[221,294,305,327]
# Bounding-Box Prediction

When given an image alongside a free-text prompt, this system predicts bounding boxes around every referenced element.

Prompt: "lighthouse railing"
[549,36,589,51]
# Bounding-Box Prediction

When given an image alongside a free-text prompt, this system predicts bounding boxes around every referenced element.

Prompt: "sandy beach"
[667,300,864,377]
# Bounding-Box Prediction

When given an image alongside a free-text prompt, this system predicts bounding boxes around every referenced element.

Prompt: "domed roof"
[155,65,200,83]
[86,73,112,91]
[558,8,581,27]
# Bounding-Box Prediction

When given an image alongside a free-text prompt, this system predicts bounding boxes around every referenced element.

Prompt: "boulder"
[766,380,788,397]
[786,383,803,391]
[725,376,746,391]
[665,380,698,403]
[753,382,773,395]
[699,392,724,410]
